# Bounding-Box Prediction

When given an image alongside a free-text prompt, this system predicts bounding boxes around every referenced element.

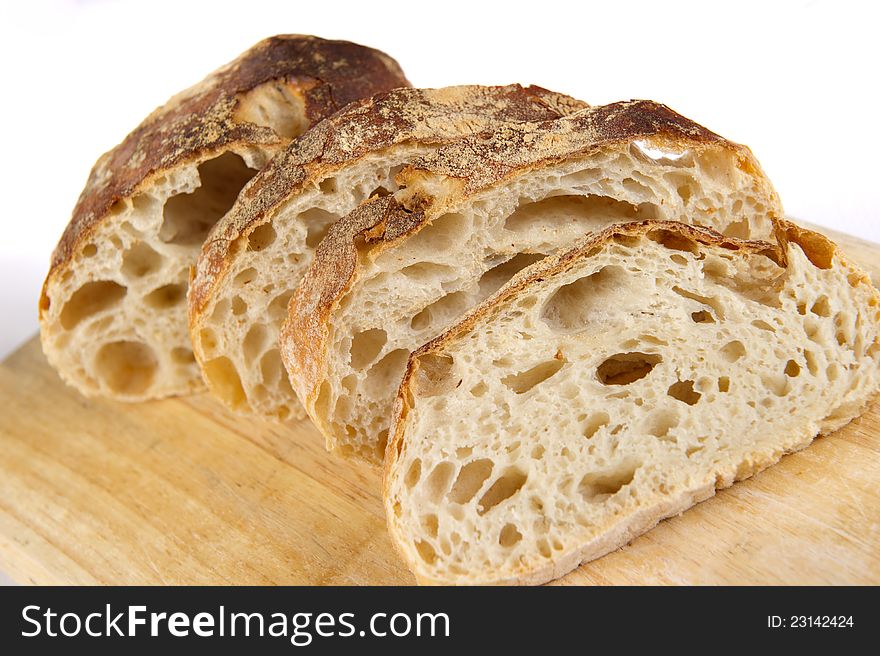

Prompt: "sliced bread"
[384,220,880,585]
[39,35,408,400]
[283,101,782,462]
[189,84,587,420]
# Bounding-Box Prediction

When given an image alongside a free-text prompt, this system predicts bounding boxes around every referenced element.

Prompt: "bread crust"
[40,35,409,316]
[383,219,878,585]
[283,100,782,441]
[188,84,588,317]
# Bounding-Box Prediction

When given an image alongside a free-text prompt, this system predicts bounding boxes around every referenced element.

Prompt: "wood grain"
[1,223,878,585]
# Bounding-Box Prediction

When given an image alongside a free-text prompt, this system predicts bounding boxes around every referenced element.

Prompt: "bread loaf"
[189,85,588,420]
[283,101,782,462]
[39,35,408,400]
[384,220,880,585]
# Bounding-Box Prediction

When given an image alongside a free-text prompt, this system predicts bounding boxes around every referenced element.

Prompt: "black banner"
[0,586,875,653]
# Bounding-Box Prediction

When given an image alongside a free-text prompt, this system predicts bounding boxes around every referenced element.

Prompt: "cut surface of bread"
[284,101,783,462]
[384,220,880,585]
[189,85,588,421]
[39,35,408,400]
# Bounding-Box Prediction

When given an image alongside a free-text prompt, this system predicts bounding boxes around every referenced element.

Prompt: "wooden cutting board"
[1,224,879,586]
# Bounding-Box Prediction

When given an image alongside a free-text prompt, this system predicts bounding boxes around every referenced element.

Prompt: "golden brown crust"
[284,101,781,429]
[395,100,764,211]
[189,84,589,315]
[42,35,409,314]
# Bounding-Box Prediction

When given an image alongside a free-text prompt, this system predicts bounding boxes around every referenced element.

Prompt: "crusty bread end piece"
[39,35,408,400]
[384,220,880,585]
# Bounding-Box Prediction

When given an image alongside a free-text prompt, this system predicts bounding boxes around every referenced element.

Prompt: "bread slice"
[283,101,782,462]
[189,85,588,421]
[39,35,408,400]
[384,220,880,585]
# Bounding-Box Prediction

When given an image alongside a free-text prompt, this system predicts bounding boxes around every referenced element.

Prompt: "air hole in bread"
[421,514,439,538]
[60,280,128,330]
[404,459,422,489]
[763,373,791,397]
[413,354,457,398]
[260,349,283,385]
[582,412,610,439]
[121,243,163,279]
[784,359,801,377]
[403,213,467,256]
[231,296,247,316]
[470,382,488,397]
[802,350,819,376]
[677,184,693,204]
[243,324,269,361]
[414,540,437,565]
[160,153,257,245]
[400,262,456,282]
[350,328,387,369]
[95,340,157,395]
[268,291,294,320]
[504,194,650,236]
[672,286,726,320]
[448,459,494,504]
[233,79,309,139]
[596,352,661,385]
[82,244,98,258]
[425,462,455,503]
[60,281,127,330]
[721,340,746,362]
[645,408,679,439]
[811,296,831,317]
[827,362,841,382]
[499,523,523,548]
[667,380,701,405]
[536,539,552,559]
[691,310,715,324]
[199,328,217,352]
[723,217,751,239]
[477,468,527,515]
[209,297,231,324]
[578,462,638,503]
[478,253,545,297]
[622,177,654,198]
[752,319,776,333]
[410,292,469,332]
[143,283,185,309]
[203,356,246,408]
[718,376,730,392]
[669,253,688,266]
[366,349,409,390]
[541,266,627,332]
[502,356,566,394]
[107,200,126,216]
[233,267,258,288]
[300,207,337,249]
[377,429,391,457]
[647,229,699,254]
[171,347,195,364]
[318,177,337,194]
[247,223,277,251]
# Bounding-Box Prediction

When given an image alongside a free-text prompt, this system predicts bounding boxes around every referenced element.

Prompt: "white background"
[0,0,876,585]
